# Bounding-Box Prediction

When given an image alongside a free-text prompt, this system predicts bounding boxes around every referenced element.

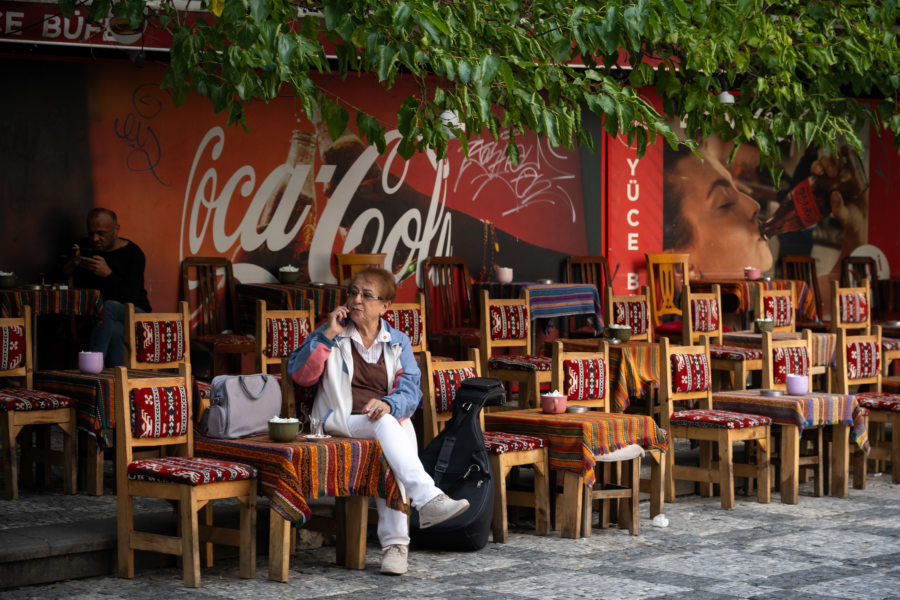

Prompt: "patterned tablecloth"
[693,278,818,324]
[484,409,669,487]
[713,389,868,452]
[0,287,103,317]
[474,282,603,327]
[194,434,406,525]
[722,330,837,367]
[236,282,346,333]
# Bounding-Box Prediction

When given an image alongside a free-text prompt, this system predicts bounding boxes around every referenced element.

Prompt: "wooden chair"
[0,305,77,500]
[841,256,877,289]
[421,349,550,543]
[114,363,257,587]
[565,256,612,336]
[659,337,772,509]
[831,280,872,335]
[422,256,480,360]
[756,284,796,333]
[780,255,827,330]
[382,292,427,354]
[645,252,690,340]
[125,301,191,370]
[181,257,256,379]
[479,289,552,409]
[334,253,386,285]
[255,299,315,417]
[604,286,654,342]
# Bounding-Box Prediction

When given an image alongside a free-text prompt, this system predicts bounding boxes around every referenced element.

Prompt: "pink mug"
[541,393,567,414]
[78,351,104,374]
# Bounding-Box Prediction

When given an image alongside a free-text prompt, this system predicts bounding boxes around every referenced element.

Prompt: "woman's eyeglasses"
[346,286,385,301]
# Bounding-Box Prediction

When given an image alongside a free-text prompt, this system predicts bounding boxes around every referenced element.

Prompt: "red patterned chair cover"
[265,317,311,358]
[856,392,900,412]
[135,320,186,363]
[671,409,772,429]
[846,341,881,380]
[489,305,529,340]
[0,324,25,370]
[130,385,190,438]
[432,366,479,413]
[882,337,900,351]
[762,296,793,328]
[690,298,720,333]
[195,333,254,346]
[488,355,552,372]
[772,346,810,384]
[838,293,869,324]
[710,345,764,361]
[0,389,76,412]
[613,300,650,335]
[127,456,258,486]
[670,352,711,393]
[383,309,424,347]
[562,358,606,401]
[483,431,546,454]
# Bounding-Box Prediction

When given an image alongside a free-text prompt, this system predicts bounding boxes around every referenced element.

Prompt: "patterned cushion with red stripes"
[0,388,75,412]
[670,352,711,393]
[135,320,186,363]
[488,355,552,372]
[1,324,26,371]
[846,341,881,380]
[127,456,257,486]
[762,296,794,328]
[483,431,546,454]
[855,392,900,412]
[432,367,479,413]
[882,337,900,352]
[613,300,650,335]
[563,358,606,401]
[266,317,311,358]
[690,298,720,332]
[130,385,190,438]
[710,345,764,361]
[383,309,424,347]
[670,408,771,429]
[489,304,529,340]
[839,293,869,324]
[772,346,810,384]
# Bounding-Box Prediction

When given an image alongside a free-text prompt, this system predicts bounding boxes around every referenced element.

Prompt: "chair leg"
[1,413,18,500]
[489,454,511,543]
[180,486,201,588]
[664,441,676,503]
[117,490,135,578]
[620,457,640,535]
[698,441,715,497]
[201,503,214,568]
[533,451,551,535]
[239,480,257,579]
[61,417,77,495]
[755,432,771,504]
[891,415,900,485]
[717,432,735,509]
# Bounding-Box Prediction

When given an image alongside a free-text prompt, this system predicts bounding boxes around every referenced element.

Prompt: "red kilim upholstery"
[613,300,650,335]
[489,305,529,340]
[856,393,900,412]
[562,358,606,401]
[135,320,187,364]
[127,456,257,486]
[690,298,720,333]
[846,341,881,380]
[130,385,190,438]
[839,293,869,324]
[671,409,772,429]
[710,345,764,361]
[482,431,546,454]
[670,352,711,393]
[265,317,311,358]
[383,309,424,347]
[762,296,794,328]
[432,367,479,413]
[772,346,810,384]
[0,325,26,370]
[488,355,552,372]
[882,337,900,352]
[0,389,76,412]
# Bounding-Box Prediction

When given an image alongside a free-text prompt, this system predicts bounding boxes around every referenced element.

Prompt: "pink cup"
[785,373,808,396]
[541,393,567,414]
[78,351,104,374]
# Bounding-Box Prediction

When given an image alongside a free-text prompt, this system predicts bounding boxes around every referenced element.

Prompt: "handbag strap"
[433,434,456,487]
[238,374,269,400]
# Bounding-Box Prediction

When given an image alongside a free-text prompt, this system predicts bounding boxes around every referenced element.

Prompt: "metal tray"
[536,278,554,285]
[566,405,589,413]
[760,389,783,397]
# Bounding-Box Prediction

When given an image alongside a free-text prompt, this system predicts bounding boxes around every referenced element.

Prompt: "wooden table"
[194,433,405,581]
[712,389,868,503]
[484,409,668,538]
[693,278,818,328]
[236,282,346,333]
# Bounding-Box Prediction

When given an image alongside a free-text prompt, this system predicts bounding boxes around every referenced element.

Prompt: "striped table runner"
[475,282,603,327]
[608,342,659,412]
[0,288,103,317]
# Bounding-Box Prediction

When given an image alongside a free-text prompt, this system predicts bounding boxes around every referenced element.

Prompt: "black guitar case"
[410,377,504,551]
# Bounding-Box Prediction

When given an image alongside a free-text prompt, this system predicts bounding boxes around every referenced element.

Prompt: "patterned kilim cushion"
[846,341,881,379]
[613,300,650,335]
[432,366,479,413]
[763,296,794,328]
[856,392,900,412]
[772,346,810,384]
[563,358,606,401]
[670,352,711,393]
[690,298,720,332]
[483,431,546,454]
[488,355,552,372]
[710,345,764,361]
[194,333,255,347]
[266,317,311,358]
[489,304,529,340]
[127,456,257,486]
[0,388,75,412]
[135,320,186,363]
[0,324,26,371]
[383,309,423,347]
[671,408,772,429]
[883,337,900,351]
[839,293,869,324]
[130,385,189,438]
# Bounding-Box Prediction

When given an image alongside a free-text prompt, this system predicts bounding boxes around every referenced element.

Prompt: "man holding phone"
[63,208,151,367]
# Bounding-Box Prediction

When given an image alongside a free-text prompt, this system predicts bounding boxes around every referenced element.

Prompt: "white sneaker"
[380,544,408,575]
[417,493,470,528]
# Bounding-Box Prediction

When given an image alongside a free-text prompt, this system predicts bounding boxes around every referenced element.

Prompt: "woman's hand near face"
[325,305,350,339]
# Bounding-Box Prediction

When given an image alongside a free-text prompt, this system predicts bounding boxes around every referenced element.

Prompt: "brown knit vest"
[350,343,389,414]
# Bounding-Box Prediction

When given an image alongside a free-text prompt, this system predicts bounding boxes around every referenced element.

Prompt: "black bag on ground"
[410,377,503,551]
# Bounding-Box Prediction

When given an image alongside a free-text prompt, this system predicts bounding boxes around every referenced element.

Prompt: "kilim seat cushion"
[846,341,881,379]
[0,324,26,370]
[670,409,772,429]
[856,392,900,412]
[265,317,311,358]
[130,385,190,438]
[562,358,606,401]
[710,345,764,361]
[882,337,900,352]
[194,333,255,347]
[135,320,186,363]
[383,309,424,347]
[483,431,546,454]
[488,355,552,372]
[0,389,76,412]
[127,456,257,486]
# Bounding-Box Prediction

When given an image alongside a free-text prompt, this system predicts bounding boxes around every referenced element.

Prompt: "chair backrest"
[781,255,823,323]
[255,299,315,374]
[659,336,713,426]
[421,256,477,333]
[181,257,241,337]
[420,348,482,445]
[479,289,532,374]
[382,292,427,354]
[125,302,191,370]
[682,284,724,345]
[761,330,812,390]
[604,285,654,342]
[335,253,386,285]
[550,340,610,411]
[566,255,611,294]
[834,326,883,394]
[645,253,690,327]
[756,284,796,332]
[0,305,32,387]
[841,256,877,289]
[830,280,872,334]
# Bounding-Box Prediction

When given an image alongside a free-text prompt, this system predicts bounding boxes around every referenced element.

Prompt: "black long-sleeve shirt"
[72,238,152,312]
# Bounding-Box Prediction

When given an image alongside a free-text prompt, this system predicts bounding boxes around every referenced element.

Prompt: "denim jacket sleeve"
[381,332,422,419]
[287,326,335,387]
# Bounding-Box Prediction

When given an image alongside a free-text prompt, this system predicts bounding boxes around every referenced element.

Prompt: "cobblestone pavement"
[3,473,900,600]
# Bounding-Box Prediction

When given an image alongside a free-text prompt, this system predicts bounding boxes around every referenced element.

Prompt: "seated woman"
[287,267,469,575]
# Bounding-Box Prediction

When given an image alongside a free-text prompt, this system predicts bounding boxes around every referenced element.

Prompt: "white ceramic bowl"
[495,267,514,284]
[785,373,808,396]
[78,351,104,374]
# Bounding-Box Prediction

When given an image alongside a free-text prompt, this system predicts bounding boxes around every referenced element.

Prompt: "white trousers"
[338,414,442,547]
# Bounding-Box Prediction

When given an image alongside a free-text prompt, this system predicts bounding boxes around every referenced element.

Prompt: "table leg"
[85,434,104,496]
[560,470,583,539]
[337,495,368,569]
[268,507,291,582]
[639,448,665,518]
[830,424,850,497]
[779,425,799,504]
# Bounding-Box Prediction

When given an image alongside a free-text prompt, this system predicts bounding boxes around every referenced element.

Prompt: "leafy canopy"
[66,0,900,168]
